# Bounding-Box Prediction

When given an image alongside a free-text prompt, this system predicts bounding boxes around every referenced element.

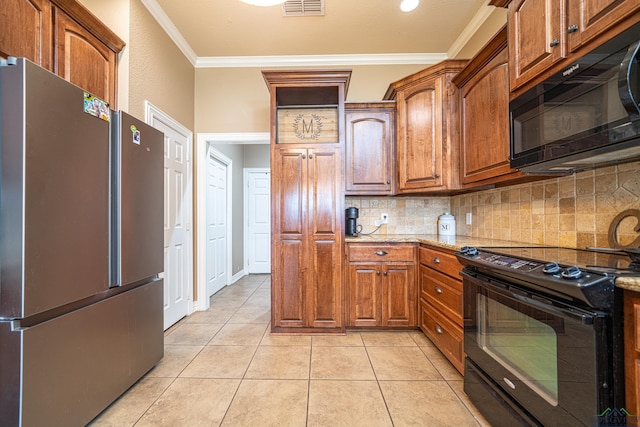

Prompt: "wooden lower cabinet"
[347,243,416,327]
[624,289,640,416]
[419,244,465,374]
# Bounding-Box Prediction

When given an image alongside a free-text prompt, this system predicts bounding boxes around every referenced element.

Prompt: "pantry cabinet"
[263,70,351,334]
[347,243,417,327]
[453,27,523,187]
[419,245,465,373]
[1,0,125,107]
[384,60,467,193]
[496,0,640,93]
[345,102,396,195]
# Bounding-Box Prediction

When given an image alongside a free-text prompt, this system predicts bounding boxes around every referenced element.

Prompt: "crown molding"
[198,132,271,145]
[140,0,198,65]
[195,53,448,68]
[447,0,496,58]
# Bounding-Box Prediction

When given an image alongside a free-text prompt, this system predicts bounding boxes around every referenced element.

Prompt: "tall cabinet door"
[308,148,342,328]
[396,79,443,191]
[53,7,117,105]
[272,149,307,328]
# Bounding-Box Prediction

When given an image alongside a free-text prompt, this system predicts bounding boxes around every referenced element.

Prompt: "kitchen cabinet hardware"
[549,39,560,47]
[567,24,579,33]
[435,324,443,334]
[309,153,313,159]
[433,257,441,264]
[434,286,443,294]
[377,271,381,275]
[375,250,388,256]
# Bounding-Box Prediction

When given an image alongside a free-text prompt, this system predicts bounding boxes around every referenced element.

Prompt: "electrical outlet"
[466,212,472,225]
[381,213,389,224]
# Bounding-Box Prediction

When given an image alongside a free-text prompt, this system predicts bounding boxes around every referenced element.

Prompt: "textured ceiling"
[154,0,489,58]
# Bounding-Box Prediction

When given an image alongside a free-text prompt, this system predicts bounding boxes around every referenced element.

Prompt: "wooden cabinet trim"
[51,0,124,52]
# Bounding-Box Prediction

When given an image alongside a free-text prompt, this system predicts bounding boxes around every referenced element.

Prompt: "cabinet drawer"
[420,299,464,374]
[420,265,462,325]
[348,244,415,262]
[419,246,463,279]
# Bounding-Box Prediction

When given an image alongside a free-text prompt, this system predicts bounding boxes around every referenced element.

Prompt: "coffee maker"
[345,207,359,236]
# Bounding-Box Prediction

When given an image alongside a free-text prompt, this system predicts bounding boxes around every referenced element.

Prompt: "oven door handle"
[461,269,605,325]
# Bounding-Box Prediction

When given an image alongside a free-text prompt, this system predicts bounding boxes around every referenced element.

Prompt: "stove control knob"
[542,262,561,274]
[466,247,479,257]
[561,266,583,280]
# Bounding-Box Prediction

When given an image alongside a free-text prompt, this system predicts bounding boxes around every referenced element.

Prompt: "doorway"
[145,102,193,330]
[205,148,230,297]
[244,169,271,274]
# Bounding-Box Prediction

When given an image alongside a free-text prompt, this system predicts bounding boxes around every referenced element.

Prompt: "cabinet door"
[348,264,381,327]
[508,0,564,90]
[382,263,416,327]
[0,0,51,69]
[460,47,515,185]
[272,149,307,328]
[345,110,394,194]
[624,289,640,417]
[396,79,443,191]
[566,0,640,53]
[53,7,117,105]
[307,148,342,329]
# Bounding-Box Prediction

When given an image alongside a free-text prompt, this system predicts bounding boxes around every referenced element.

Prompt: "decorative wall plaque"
[276,107,338,144]
[608,209,640,248]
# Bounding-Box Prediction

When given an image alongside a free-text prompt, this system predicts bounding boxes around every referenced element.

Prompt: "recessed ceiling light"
[240,0,287,6]
[400,0,419,12]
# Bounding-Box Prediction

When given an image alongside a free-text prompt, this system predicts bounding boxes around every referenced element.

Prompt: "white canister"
[438,213,456,236]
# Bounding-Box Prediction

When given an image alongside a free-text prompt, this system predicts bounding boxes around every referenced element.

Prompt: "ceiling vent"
[282,0,324,16]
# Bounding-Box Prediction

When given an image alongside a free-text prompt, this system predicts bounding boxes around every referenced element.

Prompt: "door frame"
[196,141,233,311]
[243,168,271,273]
[144,101,194,318]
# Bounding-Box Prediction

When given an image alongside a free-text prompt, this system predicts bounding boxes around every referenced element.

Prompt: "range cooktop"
[455,246,637,310]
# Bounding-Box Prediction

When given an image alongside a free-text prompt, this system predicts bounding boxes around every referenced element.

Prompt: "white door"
[146,103,192,330]
[206,152,228,296]
[246,169,271,274]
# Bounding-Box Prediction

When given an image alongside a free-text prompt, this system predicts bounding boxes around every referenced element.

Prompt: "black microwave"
[510,22,640,173]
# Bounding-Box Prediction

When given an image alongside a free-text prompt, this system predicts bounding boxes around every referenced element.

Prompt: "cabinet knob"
[384,271,388,276]
[309,153,313,159]
[375,250,388,256]
[377,271,381,276]
[433,257,440,264]
[434,286,443,294]
[434,174,441,178]
[387,178,391,184]
[302,154,306,159]
[550,39,560,47]
[435,325,443,335]
[567,24,579,33]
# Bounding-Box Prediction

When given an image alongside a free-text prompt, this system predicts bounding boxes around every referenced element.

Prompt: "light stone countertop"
[345,234,640,290]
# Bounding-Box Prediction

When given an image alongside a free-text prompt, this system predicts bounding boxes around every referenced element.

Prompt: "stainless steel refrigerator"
[0,58,164,426]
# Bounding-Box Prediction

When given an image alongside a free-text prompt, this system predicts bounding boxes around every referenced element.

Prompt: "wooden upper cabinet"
[508,0,564,91]
[497,0,640,93]
[566,0,640,53]
[345,102,396,195]
[385,60,467,194]
[453,27,523,187]
[53,7,117,105]
[0,0,52,69]
[0,0,124,107]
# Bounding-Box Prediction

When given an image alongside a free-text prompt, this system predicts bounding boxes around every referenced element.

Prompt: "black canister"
[345,207,359,236]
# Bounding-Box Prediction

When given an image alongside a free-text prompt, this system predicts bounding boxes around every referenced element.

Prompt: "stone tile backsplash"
[346,160,640,248]
[345,197,451,235]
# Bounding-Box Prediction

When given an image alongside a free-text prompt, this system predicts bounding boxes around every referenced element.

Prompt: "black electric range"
[456,246,639,310]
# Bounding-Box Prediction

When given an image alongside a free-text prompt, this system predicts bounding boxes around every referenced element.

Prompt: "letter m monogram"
[302,119,314,134]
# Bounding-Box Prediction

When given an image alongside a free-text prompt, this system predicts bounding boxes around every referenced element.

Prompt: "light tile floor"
[90,274,490,426]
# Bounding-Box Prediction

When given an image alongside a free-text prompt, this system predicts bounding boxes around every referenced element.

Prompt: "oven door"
[462,270,613,427]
